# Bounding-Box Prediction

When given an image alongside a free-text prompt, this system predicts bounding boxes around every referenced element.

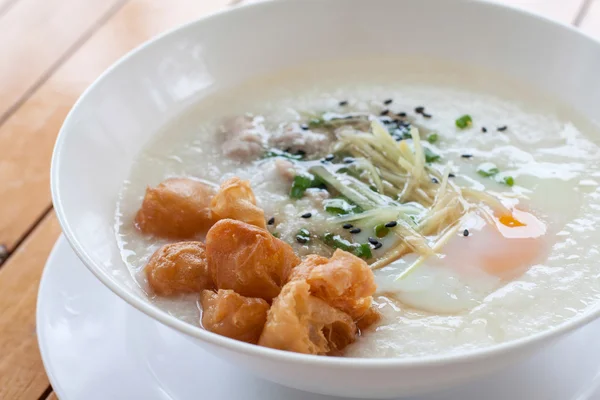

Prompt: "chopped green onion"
[296,228,311,243]
[290,173,326,199]
[324,198,359,215]
[322,233,372,259]
[455,115,473,129]
[424,147,441,163]
[263,149,303,160]
[477,162,500,177]
[290,174,313,199]
[271,231,280,238]
[503,176,515,187]
[374,224,390,238]
[426,133,439,144]
[353,243,373,259]
[311,175,327,189]
[322,233,351,251]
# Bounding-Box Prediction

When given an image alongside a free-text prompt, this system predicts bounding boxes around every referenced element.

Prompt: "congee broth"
[116,58,600,358]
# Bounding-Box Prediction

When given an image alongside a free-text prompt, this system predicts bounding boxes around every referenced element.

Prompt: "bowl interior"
[52,0,600,362]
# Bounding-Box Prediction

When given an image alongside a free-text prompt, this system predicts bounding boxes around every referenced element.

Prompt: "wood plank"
[581,0,600,37]
[0,0,125,124]
[46,392,58,400]
[0,0,230,252]
[493,0,585,23]
[0,211,60,400]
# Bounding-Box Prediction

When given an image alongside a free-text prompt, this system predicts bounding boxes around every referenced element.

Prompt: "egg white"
[375,255,501,314]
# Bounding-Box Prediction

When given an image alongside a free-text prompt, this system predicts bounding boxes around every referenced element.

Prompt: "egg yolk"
[496,209,546,239]
[442,209,547,281]
[498,214,525,227]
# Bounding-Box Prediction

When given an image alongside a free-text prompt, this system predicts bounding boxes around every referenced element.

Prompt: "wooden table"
[0,0,598,398]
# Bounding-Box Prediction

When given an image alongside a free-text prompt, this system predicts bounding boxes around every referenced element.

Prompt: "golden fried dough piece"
[356,305,381,332]
[145,242,212,296]
[290,249,377,320]
[210,177,266,229]
[288,254,329,281]
[258,280,356,355]
[200,290,269,344]
[206,219,300,300]
[135,178,216,239]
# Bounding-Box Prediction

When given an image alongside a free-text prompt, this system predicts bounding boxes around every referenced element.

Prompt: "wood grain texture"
[0,0,125,123]
[0,0,230,252]
[581,0,600,37]
[0,211,60,400]
[492,0,586,22]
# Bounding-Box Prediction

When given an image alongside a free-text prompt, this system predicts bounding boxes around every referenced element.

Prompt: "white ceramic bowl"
[51,0,600,398]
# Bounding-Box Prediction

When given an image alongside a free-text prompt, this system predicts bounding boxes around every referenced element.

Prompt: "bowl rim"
[51,0,600,368]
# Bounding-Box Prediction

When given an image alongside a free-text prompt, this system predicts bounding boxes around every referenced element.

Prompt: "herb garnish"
[296,228,311,244]
[427,133,439,144]
[290,173,324,199]
[424,147,441,163]
[455,115,473,129]
[477,162,500,177]
[322,233,372,259]
[503,176,515,187]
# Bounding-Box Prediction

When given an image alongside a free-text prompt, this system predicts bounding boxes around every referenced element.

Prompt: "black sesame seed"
[397,112,407,118]
[448,173,456,178]
[481,127,487,133]
[380,109,390,116]
[461,154,473,158]
[374,242,383,249]
[301,212,312,219]
[339,100,348,106]
[422,112,432,119]
[383,99,393,105]
[368,237,379,245]
[325,154,335,161]
[431,177,439,184]
[350,227,361,234]
[343,157,355,164]
[415,106,425,114]
[284,147,291,153]
[463,229,470,237]
[296,149,306,156]
[384,221,398,228]
[296,236,309,244]
[343,223,353,229]
[497,125,508,132]
[267,217,275,225]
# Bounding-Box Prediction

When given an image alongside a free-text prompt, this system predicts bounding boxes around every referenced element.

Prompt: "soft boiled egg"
[375,208,548,314]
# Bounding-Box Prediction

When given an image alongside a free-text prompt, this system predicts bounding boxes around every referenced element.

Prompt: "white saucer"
[37,236,600,400]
